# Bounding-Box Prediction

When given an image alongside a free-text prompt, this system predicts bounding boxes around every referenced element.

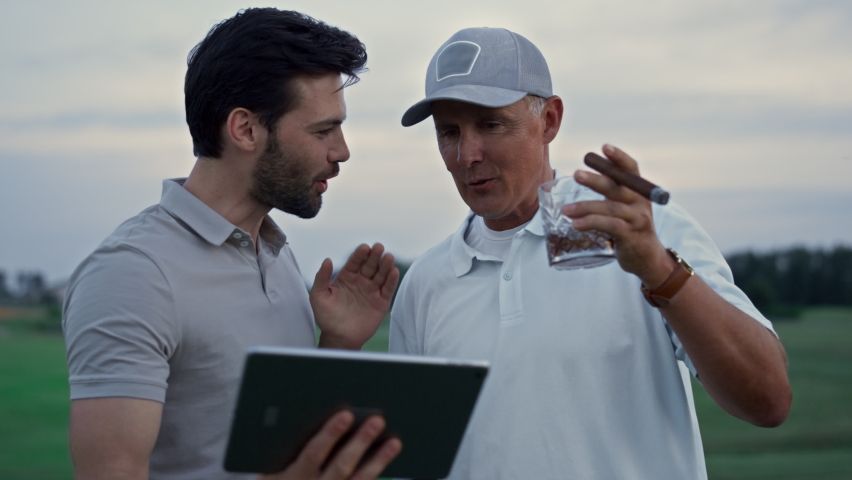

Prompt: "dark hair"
[185,8,367,158]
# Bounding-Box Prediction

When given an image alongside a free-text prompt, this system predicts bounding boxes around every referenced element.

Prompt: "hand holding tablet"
[257,409,401,480]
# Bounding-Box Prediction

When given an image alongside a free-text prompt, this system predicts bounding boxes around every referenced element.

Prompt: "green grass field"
[1,307,850,479]
[0,327,74,479]
[697,307,852,479]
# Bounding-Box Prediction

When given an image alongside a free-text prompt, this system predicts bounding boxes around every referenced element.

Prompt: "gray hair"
[525,95,547,117]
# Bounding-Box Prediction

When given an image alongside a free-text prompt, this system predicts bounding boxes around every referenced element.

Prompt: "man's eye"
[484,122,501,129]
[438,129,458,138]
[317,128,333,136]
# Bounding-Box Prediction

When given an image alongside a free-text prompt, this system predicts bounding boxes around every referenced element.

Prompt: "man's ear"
[223,107,265,153]
[541,95,564,145]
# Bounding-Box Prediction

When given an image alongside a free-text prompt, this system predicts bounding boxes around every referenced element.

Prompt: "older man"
[391,27,791,480]
[63,9,401,480]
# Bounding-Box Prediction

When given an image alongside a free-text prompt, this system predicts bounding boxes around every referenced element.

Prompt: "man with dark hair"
[63,9,400,480]
[391,27,791,480]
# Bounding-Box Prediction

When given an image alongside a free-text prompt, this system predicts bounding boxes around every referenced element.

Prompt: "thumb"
[311,258,333,296]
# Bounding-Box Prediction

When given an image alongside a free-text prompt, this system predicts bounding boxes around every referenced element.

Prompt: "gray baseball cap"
[401,27,552,127]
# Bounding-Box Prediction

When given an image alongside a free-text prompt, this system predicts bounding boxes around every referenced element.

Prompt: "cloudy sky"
[1,0,850,284]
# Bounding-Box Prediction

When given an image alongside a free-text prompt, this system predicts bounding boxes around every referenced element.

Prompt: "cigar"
[583,152,670,205]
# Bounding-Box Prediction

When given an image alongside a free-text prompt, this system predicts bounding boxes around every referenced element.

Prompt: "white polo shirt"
[390,200,774,480]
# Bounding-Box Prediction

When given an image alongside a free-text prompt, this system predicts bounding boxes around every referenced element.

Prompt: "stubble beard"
[250,135,334,219]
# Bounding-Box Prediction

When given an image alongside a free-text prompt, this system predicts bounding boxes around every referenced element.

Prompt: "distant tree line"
[0,270,59,306]
[725,245,852,318]
[2,246,850,317]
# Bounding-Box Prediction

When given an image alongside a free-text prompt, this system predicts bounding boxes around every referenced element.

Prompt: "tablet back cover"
[224,349,488,479]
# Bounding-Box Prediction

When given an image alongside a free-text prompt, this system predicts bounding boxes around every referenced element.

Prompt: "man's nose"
[456,131,482,168]
[330,130,350,163]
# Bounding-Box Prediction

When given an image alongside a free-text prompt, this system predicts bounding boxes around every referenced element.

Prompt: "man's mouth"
[467,178,494,188]
[315,169,339,194]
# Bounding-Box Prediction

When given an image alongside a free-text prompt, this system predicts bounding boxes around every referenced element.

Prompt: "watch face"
[668,248,695,275]
[678,256,695,275]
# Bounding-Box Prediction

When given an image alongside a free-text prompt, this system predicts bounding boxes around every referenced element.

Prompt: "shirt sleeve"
[63,244,179,403]
[653,201,777,377]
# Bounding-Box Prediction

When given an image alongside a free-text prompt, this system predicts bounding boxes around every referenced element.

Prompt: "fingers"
[570,145,653,238]
[372,251,401,301]
[320,416,389,480]
[342,244,371,273]
[571,213,630,238]
[602,143,640,175]
[381,266,401,301]
[574,170,642,207]
[290,410,355,475]
[341,243,396,282]
[348,437,403,480]
[311,258,334,295]
[371,253,395,288]
[565,197,654,237]
[562,199,633,224]
[577,144,646,203]
[359,243,385,279]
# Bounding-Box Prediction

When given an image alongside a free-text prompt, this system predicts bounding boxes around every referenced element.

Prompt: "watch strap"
[641,249,694,308]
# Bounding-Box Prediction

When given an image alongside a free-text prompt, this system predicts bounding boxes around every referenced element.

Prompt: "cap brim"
[401,85,528,127]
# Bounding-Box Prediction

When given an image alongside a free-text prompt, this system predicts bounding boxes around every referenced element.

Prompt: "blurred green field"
[0,323,74,479]
[697,307,852,479]
[1,307,850,479]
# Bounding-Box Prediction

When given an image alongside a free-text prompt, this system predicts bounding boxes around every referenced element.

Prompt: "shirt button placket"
[499,238,525,325]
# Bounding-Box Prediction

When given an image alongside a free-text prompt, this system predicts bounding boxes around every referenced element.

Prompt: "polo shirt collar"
[257,219,288,256]
[159,178,287,254]
[449,208,546,278]
[448,170,567,277]
[449,211,478,277]
[524,209,545,237]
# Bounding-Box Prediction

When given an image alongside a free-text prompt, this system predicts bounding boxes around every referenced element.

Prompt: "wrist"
[636,246,679,289]
[641,248,695,308]
[317,332,363,350]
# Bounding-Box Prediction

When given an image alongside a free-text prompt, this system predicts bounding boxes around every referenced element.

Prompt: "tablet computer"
[223,346,489,479]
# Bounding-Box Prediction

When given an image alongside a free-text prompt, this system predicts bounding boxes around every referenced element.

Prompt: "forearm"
[658,273,792,426]
[567,145,792,425]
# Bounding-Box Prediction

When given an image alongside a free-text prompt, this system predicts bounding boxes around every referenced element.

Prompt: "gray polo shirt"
[63,178,315,480]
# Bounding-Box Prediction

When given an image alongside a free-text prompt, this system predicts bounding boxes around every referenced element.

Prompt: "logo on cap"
[436,41,481,82]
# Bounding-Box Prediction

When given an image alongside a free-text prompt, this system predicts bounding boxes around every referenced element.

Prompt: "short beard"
[249,135,332,219]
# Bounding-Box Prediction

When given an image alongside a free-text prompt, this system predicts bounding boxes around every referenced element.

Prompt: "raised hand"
[310,243,400,350]
[563,144,674,286]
